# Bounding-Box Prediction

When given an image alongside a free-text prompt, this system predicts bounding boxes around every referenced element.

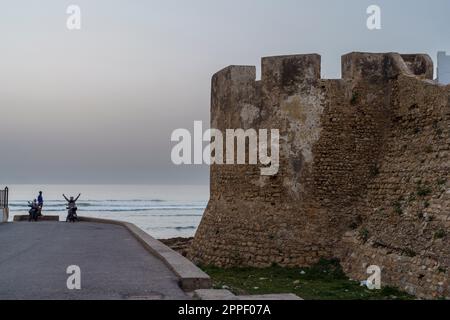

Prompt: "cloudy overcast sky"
[0,0,449,185]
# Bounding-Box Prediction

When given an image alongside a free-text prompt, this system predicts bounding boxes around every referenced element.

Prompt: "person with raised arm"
[63,193,81,222]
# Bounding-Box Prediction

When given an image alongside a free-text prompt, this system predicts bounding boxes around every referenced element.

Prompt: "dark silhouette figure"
[63,193,81,222]
[37,191,44,216]
[28,199,39,222]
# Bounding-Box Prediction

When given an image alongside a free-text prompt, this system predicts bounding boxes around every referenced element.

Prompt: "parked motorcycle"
[66,205,78,222]
[28,201,39,222]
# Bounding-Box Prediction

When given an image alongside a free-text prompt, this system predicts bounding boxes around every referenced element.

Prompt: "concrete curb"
[78,217,212,291]
[193,289,303,300]
[236,293,303,300]
[194,289,237,300]
[13,215,60,222]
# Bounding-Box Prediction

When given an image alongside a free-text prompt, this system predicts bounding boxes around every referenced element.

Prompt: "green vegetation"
[392,201,403,215]
[401,248,417,258]
[359,228,370,242]
[434,229,446,239]
[202,259,413,300]
[350,92,359,105]
[417,184,432,197]
[408,193,417,203]
[438,267,447,273]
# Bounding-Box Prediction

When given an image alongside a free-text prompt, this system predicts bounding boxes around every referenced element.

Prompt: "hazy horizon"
[6,184,209,200]
[1,0,449,185]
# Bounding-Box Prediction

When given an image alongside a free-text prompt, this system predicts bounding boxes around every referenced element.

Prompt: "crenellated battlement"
[191,52,449,299]
[212,52,434,89]
[211,52,436,128]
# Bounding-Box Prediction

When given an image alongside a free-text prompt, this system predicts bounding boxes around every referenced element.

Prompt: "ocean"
[6,184,209,239]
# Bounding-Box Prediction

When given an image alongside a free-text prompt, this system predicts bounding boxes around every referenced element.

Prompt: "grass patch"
[417,185,432,197]
[401,248,417,258]
[350,92,359,105]
[434,230,446,239]
[359,228,370,243]
[201,259,413,300]
[438,267,447,273]
[392,201,403,215]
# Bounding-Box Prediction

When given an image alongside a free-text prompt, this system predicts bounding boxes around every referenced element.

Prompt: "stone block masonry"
[188,52,450,299]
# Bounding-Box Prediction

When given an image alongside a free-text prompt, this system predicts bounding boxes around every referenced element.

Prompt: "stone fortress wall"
[189,52,450,299]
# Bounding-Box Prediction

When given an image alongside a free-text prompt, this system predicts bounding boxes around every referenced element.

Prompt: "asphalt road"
[0,221,189,300]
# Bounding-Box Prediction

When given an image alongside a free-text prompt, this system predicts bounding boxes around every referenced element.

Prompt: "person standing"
[37,191,44,216]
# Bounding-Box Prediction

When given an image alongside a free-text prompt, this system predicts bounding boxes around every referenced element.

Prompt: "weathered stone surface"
[189,52,449,299]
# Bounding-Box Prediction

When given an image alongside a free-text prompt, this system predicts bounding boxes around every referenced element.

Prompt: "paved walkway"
[0,222,189,300]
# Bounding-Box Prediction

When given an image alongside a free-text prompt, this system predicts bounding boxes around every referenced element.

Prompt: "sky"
[0,0,449,185]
